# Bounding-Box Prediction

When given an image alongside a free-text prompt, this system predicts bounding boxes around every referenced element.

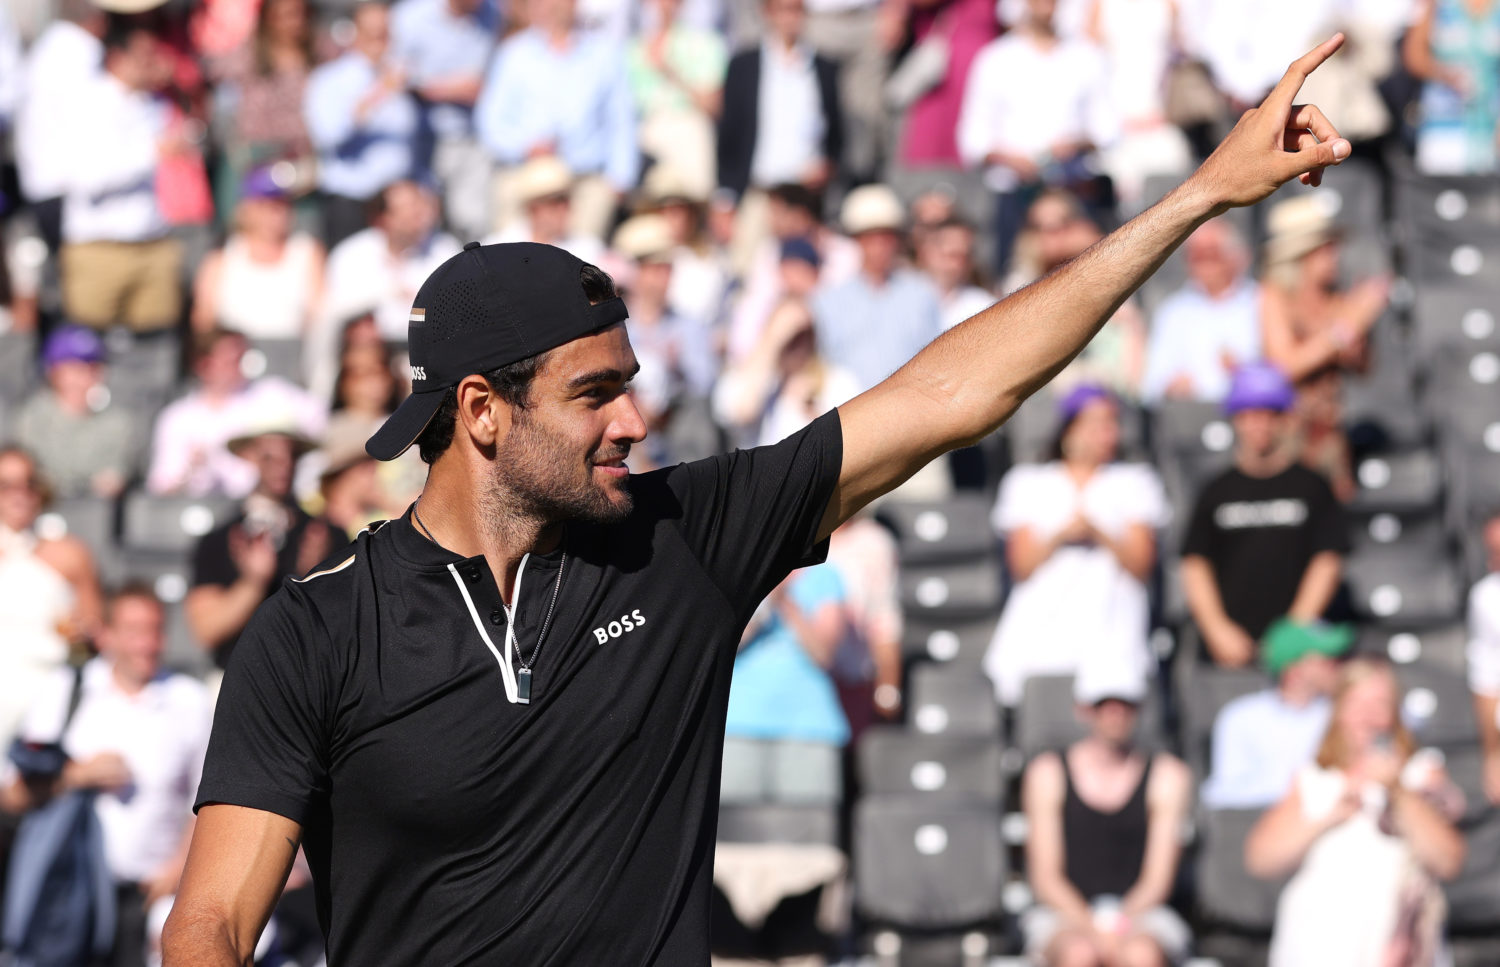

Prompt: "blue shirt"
[812,269,943,395]
[1141,277,1262,404]
[474,28,639,190]
[391,0,498,139]
[725,565,850,746]
[304,52,419,200]
[1200,689,1330,809]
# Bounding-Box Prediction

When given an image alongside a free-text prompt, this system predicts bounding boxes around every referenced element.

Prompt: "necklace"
[415,498,567,704]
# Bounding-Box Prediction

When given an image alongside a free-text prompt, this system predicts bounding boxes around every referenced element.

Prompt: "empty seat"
[906,665,1000,737]
[1358,623,1467,675]
[242,338,304,385]
[104,328,180,416]
[1269,157,1385,234]
[1348,448,1443,515]
[1444,810,1500,933]
[900,615,995,668]
[1349,510,1450,560]
[1180,665,1270,781]
[1345,551,1463,626]
[716,804,839,846]
[853,797,1005,929]
[898,558,1005,623]
[1153,400,1231,461]
[121,491,239,555]
[720,737,842,806]
[880,495,995,566]
[33,496,120,584]
[0,330,37,410]
[1014,674,1164,760]
[1405,228,1500,292]
[1195,807,1284,933]
[856,727,1005,803]
[1395,173,1500,238]
[1411,289,1500,366]
[1394,660,1478,750]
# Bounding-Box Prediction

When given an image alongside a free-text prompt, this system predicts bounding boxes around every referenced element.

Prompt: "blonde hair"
[1315,655,1414,770]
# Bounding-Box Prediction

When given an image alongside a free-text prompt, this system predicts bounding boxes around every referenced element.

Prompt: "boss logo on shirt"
[593,609,647,644]
[1214,498,1308,530]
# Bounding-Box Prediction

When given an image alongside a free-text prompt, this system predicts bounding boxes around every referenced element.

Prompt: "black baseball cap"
[366,242,629,460]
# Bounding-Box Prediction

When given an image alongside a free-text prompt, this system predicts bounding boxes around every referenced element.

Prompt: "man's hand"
[1190,34,1351,212]
[229,527,278,586]
[1203,617,1256,668]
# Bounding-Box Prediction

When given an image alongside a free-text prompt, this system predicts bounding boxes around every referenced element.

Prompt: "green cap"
[1262,617,1356,677]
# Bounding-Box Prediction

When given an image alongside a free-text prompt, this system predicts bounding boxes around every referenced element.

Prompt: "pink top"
[900,0,999,167]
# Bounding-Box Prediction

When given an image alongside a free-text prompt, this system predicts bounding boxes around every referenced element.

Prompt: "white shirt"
[15,20,101,201]
[13,659,211,883]
[62,73,168,244]
[1186,0,1342,104]
[1467,572,1500,697]
[322,228,463,343]
[750,41,825,188]
[957,33,1120,192]
[1141,277,1263,403]
[482,222,604,265]
[939,284,997,332]
[982,461,1169,704]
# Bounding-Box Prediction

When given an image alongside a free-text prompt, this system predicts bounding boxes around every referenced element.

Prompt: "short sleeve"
[1305,474,1349,555]
[790,564,844,612]
[660,409,843,616]
[1468,577,1500,696]
[992,466,1044,535]
[194,591,334,825]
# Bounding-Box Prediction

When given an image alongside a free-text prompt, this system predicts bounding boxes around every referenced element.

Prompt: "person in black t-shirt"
[1181,363,1348,667]
[164,39,1356,967]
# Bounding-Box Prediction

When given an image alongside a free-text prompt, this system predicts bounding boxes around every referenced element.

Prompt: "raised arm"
[819,35,1351,539]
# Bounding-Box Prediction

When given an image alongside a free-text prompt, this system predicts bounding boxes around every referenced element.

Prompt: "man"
[475,0,637,240]
[812,184,943,395]
[164,36,1354,965]
[1466,508,1500,803]
[60,16,183,335]
[1141,219,1263,404]
[304,1,419,247]
[917,217,998,333]
[482,156,606,265]
[15,325,137,499]
[146,329,326,498]
[1020,662,1192,967]
[957,0,1119,276]
[184,423,334,670]
[390,0,498,241]
[1200,618,1351,809]
[3,585,211,967]
[1181,363,1349,667]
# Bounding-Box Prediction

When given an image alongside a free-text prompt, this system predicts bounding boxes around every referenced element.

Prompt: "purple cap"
[41,325,106,368]
[1057,383,1114,423]
[1224,362,1295,415]
[241,167,290,202]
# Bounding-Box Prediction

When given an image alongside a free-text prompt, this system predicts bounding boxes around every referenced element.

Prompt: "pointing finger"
[1264,33,1345,117]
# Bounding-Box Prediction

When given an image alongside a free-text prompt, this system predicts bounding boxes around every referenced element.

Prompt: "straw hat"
[514,157,574,205]
[1264,195,1341,266]
[841,184,905,236]
[612,214,676,263]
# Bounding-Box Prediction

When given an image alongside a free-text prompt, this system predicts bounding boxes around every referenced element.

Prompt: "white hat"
[1264,194,1340,265]
[92,0,169,11]
[841,184,905,236]
[643,164,706,205]
[1073,655,1148,706]
[514,157,574,205]
[612,214,676,263]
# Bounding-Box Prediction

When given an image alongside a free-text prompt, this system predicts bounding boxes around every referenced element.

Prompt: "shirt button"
[489,609,504,626]
[464,567,482,584]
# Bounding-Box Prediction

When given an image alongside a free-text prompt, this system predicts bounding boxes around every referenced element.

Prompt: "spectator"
[957,0,1118,276]
[1260,196,1390,501]
[1020,660,1192,967]
[325,341,403,456]
[0,6,19,135]
[1,584,211,967]
[727,182,858,361]
[892,0,999,173]
[1247,656,1466,967]
[801,0,893,182]
[627,0,728,200]
[59,16,182,336]
[716,294,858,450]
[811,184,942,395]
[1467,508,1500,804]
[191,168,326,338]
[15,325,138,499]
[983,386,1167,705]
[476,0,637,240]
[391,0,498,241]
[146,329,327,498]
[304,0,419,247]
[1141,218,1262,405]
[916,216,996,332]
[1182,364,1348,667]
[717,0,842,263]
[184,421,334,668]
[0,447,103,751]
[207,0,317,223]
[643,164,733,332]
[14,0,107,254]
[1403,0,1500,175]
[317,440,385,542]
[826,510,904,735]
[482,157,606,264]
[1200,618,1353,809]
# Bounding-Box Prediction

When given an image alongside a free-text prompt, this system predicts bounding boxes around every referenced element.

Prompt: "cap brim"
[366,390,446,460]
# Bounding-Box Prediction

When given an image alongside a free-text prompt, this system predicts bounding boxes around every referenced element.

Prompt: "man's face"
[354,3,391,60]
[1026,0,1056,28]
[1289,653,1339,696]
[241,434,298,499]
[1186,226,1242,295]
[769,198,815,240]
[856,229,901,274]
[382,182,439,249]
[1083,698,1138,747]
[528,194,572,243]
[531,0,577,32]
[1232,408,1287,461]
[764,0,805,41]
[923,225,973,288]
[197,336,250,394]
[47,359,103,401]
[99,595,165,685]
[490,325,647,524]
[0,452,42,532]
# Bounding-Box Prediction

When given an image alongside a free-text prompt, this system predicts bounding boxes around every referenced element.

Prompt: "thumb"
[1285,137,1351,178]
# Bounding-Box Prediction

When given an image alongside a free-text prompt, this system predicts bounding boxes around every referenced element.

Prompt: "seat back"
[906,665,1000,737]
[1195,807,1284,933]
[856,727,1005,803]
[853,797,1005,929]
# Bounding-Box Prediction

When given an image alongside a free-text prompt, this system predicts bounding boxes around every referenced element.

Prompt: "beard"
[487,409,634,527]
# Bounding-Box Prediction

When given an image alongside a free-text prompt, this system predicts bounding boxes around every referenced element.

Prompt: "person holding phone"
[1246,656,1466,967]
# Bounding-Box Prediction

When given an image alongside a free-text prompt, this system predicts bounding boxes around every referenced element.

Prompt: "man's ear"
[455,375,512,451]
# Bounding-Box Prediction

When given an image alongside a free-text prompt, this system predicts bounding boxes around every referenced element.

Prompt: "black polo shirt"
[195,411,843,966]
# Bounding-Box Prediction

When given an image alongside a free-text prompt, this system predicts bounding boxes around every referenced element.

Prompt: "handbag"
[885,13,952,110]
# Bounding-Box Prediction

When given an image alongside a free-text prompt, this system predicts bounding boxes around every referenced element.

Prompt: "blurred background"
[0,0,1497,964]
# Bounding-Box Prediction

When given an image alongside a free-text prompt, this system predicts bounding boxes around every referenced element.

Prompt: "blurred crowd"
[0,0,1497,963]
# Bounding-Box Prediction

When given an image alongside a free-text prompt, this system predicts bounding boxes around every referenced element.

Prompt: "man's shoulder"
[1471,571,1500,613]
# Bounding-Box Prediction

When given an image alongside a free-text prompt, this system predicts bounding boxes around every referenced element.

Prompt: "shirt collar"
[762,39,812,70]
[383,504,566,575]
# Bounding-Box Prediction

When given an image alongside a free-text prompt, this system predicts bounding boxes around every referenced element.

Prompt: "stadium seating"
[897,557,1006,626]
[720,737,843,806]
[1194,807,1284,934]
[121,490,238,555]
[905,665,1001,738]
[716,804,840,847]
[1180,665,1269,782]
[242,337,305,386]
[856,727,1005,803]
[900,614,994,669]
[1013,674,1165,761]
[879,495,996,567]
[1357,623,1467,675]
[853,797,1006,930]
[1349,447,1444,515]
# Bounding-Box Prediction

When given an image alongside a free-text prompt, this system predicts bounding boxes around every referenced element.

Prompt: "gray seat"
[856,727,1005,803]
[853,797,1006,929]
[1195,807,1284,933]
[880,495,995,567]
[1395,173,1500,238]
[1394,659,1479,750]
[243,338,305,386]
[1345,322,1428,449]
[1444,809,1500,932]
[906,665,1000,737]
[1349,510,1450,560]
[1268,157,1385,234]
[720,737,842,806]
[1405,228,1500,292]
[1357,623,1467,676]
[716,804,839,846]
[1345,551,1464,627]
[1348,448,1444,515]
[1181,665,1270,782]
[34,497,120,585]
[121,491,239,555]
[898,558,1005,623]
[1014,674,1164,760]
[1152,401,1235,481]
[104,328,180,417]
[1411,288,1500,368]
[900,615,995,668]
[0,330,37,410]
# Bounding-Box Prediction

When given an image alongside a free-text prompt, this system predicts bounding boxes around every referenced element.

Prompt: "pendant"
[517,667,532,705]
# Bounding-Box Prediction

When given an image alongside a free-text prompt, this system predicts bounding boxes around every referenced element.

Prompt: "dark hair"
[413,264,619,465]
[252,0,314,77]
[1044,395,1119,463]
[102,14,153,54]
[0,444,53,507]
[331,343,402,413]
[191,327,248,366]
[767,183,821,219]
[105,581,162,624]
